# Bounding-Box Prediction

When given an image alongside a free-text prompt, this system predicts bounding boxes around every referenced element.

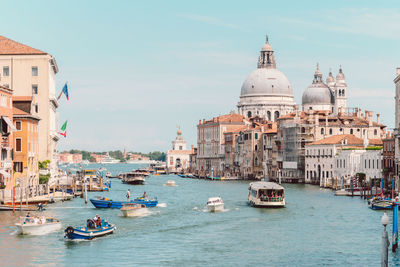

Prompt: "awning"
[2,116,17,132]
[0,170,10,178]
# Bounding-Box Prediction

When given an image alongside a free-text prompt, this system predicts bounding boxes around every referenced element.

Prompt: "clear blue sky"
[2,1,399,152]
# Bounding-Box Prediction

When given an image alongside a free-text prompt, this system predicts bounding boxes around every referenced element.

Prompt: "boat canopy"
[249,182,284,190]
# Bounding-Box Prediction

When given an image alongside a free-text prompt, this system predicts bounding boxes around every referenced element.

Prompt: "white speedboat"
[248,182,285,208]
[165,180,176,186]
[120,203,148,217]
[334,189,350,196]
[15,216,62,235]
[207,197,224,212]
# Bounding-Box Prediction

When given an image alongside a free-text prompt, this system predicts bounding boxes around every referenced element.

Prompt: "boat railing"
[259,196,283,202]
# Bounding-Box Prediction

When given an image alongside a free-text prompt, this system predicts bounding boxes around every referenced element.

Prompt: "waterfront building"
[0,85,15,190]
[234,119,268,179]
[382,133,395,185]
[223,126,246,177]
[188,147,197,174]
[0,36,59,177]
[262,123,278,180]
[127,153,150,161]
[166,129,192,173]
[277,109,385,183]
[305,134,382,187]
[196,113,245,177]
[237,36,296,121]
[394,68,400,180]
[12,96,40,187]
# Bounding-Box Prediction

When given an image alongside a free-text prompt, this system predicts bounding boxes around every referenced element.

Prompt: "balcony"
[1,160,12,169]
[1,136,9,148]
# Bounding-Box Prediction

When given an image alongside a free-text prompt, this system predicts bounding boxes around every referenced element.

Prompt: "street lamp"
[381,212,389,267]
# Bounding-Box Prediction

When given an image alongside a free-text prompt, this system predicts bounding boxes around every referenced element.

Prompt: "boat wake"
[193,206,199,210]
[163,184,178,187]
[156,203,167,208]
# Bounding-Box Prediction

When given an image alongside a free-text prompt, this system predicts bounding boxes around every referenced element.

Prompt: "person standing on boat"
[143,191,148,199]
[126,189,131,201]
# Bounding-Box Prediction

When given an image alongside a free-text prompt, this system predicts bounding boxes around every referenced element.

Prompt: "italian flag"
[59,121,67,137]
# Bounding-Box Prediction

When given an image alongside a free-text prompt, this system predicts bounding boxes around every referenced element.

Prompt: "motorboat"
[369,197,393,210]
[64,219,115,240]
[121,172,145,185]
[105,171,112,178]
[120,203,148,217]
[134,169,150,177]
[15,216,61,235]
[90,196,158,208]
[248,182,285,208]
[165,180,176,186]
[177,174,186,178]
[334,189,350,196]
[207,197,224,212]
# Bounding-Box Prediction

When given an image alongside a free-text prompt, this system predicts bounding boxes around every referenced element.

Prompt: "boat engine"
[65,226,74,239]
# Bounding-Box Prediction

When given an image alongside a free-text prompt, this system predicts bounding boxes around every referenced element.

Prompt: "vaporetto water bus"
[248,182,285,208]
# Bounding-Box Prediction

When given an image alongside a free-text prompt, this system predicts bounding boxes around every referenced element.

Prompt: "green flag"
[61,121,67,131]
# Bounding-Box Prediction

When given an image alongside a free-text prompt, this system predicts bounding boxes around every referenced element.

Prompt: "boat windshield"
[207,199,222,204]
[258,189,284,202]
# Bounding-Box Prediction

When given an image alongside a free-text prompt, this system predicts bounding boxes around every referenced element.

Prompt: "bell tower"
[334,66,347,114]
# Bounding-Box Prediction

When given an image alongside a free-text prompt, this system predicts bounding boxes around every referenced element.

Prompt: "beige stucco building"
[0,36,59,176]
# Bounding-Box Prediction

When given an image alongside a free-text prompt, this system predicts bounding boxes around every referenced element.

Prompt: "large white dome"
[240,68,293,96]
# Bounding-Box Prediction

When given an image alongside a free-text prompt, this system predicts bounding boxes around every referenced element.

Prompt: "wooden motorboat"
[90,196,158,208]
[122,172,145,185]
[120,203,148,217]
[207,197,224,212]
[16,216,61,235]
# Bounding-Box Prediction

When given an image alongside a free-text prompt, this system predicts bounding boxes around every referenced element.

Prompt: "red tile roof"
[0,36,46,55]
[13,96,32,101]
[307,134,382,146]
[13,107,29,115]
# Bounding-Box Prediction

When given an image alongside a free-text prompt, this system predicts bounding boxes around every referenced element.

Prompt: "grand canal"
[0,164,399,266]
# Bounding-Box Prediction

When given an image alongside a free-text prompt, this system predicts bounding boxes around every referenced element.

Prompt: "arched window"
[339,90,342,96]
[255,145,258,151]
[342,89,345,96]
[329,128,332,135]
[374,129,378,136]
[255,157,259,166]
[321,128,324,135]
[247,111,252,118]
[274,111,280,121]
[301,127,305,133]
[267,111,271,121]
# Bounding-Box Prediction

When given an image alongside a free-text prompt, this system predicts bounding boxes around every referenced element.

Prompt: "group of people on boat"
[87,214,103,229]
[126,189,148,201]
[24,213,46,224]
[259,191,283,202]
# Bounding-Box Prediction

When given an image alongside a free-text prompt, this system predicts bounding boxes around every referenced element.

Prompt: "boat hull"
[65,225,116,240]
[248,197,285,208]
[370,200,393,210]
[90,198,158,208]
[121,207,148,217]
[16,222,62,235]
[207,203,224,212]
[122,180,145,185]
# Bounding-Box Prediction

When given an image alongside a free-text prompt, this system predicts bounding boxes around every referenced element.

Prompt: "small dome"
[261,42,273,51]
[241,68,293,96]
[302,84,334,105]
[326,71,334,84]
[336,67,345,81]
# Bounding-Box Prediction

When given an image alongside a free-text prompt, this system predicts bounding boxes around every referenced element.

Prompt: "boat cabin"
[248,182,285,208]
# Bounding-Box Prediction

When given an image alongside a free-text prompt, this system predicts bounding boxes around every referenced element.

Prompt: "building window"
[32,66,38,76]
[329,128,332,135]
[267,111,271,121]
[14,162,23,172]
[255,133,258,140]
[255,157,258,166]
[3,66,9,76]
[321,128,324,135]
[4,84,9,89]
[35,104,38,113]
[247,111,252,118]
[374,129,378,136]
[15,121,21,131]
[350,129,353,134]
[255,145,258,151]
[15,138,22,152]
[274,111,280,121]
[32,85,38,94]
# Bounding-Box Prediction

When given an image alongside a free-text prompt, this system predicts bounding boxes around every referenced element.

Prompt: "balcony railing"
[1,160,12,169]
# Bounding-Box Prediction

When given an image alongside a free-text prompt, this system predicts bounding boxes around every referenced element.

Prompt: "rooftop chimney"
[377,113,380,124]
[368,111,373,126]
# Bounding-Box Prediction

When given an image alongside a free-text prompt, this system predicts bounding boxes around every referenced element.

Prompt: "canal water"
[0,163,400,266]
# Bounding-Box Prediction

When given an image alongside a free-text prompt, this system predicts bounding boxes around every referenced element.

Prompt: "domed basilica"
[238,36,348,120]
[237,36,296,121]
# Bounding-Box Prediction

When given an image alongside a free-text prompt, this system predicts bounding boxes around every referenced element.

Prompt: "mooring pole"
[381,213,389,267]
